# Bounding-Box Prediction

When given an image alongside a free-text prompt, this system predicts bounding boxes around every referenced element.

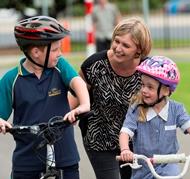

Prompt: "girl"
[119,56,190,179]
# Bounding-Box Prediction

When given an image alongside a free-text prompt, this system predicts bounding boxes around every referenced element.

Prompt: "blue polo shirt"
[0,56,80,171]
[121,99,190,179]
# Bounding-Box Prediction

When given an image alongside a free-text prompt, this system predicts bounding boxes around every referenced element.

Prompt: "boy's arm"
[64,76,90,122]
[68,69,91,110]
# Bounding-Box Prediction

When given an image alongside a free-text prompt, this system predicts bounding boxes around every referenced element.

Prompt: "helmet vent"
[30,23,41,28]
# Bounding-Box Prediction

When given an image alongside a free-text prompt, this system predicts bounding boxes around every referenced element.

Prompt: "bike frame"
[6,111,93,179]
[116,153,190,179]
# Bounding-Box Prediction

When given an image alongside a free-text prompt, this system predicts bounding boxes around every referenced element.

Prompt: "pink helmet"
[136,56,180,91]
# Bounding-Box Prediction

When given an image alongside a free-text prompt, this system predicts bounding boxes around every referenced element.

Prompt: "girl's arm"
[119,132,134,161]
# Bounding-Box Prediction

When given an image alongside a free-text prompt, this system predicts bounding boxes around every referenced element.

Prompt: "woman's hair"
[111,17,152,59]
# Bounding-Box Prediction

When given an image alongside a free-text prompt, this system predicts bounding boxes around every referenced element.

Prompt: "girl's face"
[111,33,140,63]
[140,75,160,105]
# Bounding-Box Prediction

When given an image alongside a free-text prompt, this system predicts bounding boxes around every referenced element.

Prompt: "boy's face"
[36,40,62,68]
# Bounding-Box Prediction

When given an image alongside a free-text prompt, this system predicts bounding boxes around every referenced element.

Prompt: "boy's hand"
[63,104,90,123]
[0,118,12,134]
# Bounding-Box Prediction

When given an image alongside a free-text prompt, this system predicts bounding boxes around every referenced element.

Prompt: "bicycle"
[116,153,190,179]
[6,111,93,179]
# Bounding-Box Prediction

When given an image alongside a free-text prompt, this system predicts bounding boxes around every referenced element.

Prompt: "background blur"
[1,0,190,52]
[1,1,190,179]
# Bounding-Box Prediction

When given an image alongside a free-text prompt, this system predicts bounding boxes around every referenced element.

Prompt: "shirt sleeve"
[175,102,190,133]
[120,105,138,138]
[0,68,17,120]
[56,56,78,87]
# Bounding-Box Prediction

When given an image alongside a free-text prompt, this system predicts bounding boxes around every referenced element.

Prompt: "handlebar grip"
[152,153,186,164]
[116,156,121,161]
[6,126,22,133]
[76,111,94,120]
[5,127,13,133]
[6,125,38,134]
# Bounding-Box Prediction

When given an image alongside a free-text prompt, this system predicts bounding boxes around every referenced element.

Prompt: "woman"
[70,17,152,179]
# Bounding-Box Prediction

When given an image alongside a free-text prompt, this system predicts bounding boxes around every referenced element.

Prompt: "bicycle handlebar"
[5,111,93,179]
[116,153,190,179]
[6,111,93,151]
[6,111,93,135]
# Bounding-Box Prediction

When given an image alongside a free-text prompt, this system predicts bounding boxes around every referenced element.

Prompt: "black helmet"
[14,16,70,50]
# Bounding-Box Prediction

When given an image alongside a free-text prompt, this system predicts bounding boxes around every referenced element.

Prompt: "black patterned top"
[81,50,142,151]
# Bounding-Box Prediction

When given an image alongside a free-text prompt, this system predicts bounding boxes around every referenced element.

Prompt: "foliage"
[0,0,33,11]
[0,0,168,17]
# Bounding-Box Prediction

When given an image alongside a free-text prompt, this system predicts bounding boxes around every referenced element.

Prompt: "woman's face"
[111,33,139,63]
[140,75,160,105]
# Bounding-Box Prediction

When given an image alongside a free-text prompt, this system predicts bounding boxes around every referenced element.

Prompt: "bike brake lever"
[120,158,142,169]
[120,162,142,169]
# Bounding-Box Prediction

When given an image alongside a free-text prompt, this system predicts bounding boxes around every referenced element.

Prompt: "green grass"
[71,40,190,52]
[1,54,190,113]
[171,62,190,113]
[153,39,190,49]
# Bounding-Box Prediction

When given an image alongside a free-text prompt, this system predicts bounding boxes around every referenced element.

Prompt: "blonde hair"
[130,92,147,122]
[111,17,152,59]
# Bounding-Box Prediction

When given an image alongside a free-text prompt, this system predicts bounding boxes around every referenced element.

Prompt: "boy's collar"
[18,58,51,76]
[18,58,30,76]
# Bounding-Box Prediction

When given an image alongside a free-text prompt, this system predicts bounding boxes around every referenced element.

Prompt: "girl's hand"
[120,149,134,162]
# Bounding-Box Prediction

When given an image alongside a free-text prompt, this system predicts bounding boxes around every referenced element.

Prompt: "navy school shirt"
[0,56,80,171]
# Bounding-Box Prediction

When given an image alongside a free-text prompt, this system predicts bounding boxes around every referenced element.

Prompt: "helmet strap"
[144,82,166,107]
[43,44,51,70]
[23,51,44,68]
[23,43,51,69]
[136,83,166,109]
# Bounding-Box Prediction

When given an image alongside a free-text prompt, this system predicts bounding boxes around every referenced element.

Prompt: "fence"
[1,12,190,52]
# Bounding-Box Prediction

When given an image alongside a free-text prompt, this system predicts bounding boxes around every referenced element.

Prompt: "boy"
[0,16,90,179]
